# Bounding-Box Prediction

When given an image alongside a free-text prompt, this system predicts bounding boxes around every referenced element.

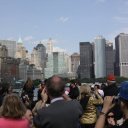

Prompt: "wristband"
[100,111,107,116]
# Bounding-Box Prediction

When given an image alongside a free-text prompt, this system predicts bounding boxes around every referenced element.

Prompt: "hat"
[107,74,116,82]
[119,81,128,101]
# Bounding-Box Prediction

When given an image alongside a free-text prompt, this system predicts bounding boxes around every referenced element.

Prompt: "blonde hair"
[1,94,26,119]
[80,84,91,96]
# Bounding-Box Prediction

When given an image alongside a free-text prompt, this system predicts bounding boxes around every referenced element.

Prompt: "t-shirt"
[0,118,29,128]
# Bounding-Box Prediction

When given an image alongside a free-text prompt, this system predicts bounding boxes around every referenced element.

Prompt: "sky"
[0,0,128,53]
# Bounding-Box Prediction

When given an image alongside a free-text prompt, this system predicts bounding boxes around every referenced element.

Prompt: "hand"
[41,88,48,103]
[102,96,114,113]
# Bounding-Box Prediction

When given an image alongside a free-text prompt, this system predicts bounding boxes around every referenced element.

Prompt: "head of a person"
[80,84,91,97]
[119,81,128,114]
[1,94,26,119]
[46,75,65,99]
[94,84,100,90]
[26,77,33,88]
[7,85,13,94]
[107,74,116,86]
[106,110,116,127]
[25,108,33,127]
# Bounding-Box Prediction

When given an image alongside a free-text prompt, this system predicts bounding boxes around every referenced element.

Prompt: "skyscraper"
[71,53,80,77]
[105,42,114,75]
[47,38,53,53]
[115,33,128,77]
[79,42,93,79]
[94,36,106,78]
[31,43,46,68]
[15,38,28,59]
[0,40,16,58]
[44,52,67,78]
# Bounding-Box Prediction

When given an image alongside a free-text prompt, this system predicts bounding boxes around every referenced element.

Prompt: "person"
[95,81,128,128]
[104,74,119,97]
[94,84,104,97]
[34,75,83,128]
[80,84,103,128]
[0,94,29,128]
[106,110,118,128]
[25,107,34,128]
[69,82,80,99]
[22,77,34,102]
[32,87,48,116]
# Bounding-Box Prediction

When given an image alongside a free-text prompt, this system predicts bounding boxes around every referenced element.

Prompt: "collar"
[51,97,64,103]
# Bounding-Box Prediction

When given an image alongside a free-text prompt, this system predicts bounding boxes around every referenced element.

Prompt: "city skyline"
[1,0,128,53]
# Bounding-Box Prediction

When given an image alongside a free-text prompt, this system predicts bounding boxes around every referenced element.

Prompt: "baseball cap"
[119,81,128,101]
[107,74,116,82]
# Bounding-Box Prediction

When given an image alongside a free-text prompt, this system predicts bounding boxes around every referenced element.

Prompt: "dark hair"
[95,84,100,89]
[1,94,26,119]
[46,75,65,98]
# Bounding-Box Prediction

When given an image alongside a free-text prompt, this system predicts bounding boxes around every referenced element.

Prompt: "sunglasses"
[107,115,114,118]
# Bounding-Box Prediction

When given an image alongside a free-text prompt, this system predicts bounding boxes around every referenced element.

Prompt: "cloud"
[53,46,66,52]
[59,16,69,23]
[24,36,33,41]
[113,16,128,23]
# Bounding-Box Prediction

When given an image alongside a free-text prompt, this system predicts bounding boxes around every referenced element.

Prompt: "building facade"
[94,36,106,78]
[105,42,114,75]
[79,42,93,79]
[15,38,28,59]
[71,53,80,77]
[44,52,68,78]
[115,33,128,77]
[0,40,16,58]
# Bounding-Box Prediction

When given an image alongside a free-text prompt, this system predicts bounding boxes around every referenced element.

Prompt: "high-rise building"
[94,36,106,78]
[44,52,67,78]
[71,53,80,77]
[15,38,28,59]
[0,40,16,58]
[106,42,114,75]
[47,38,53,53]
[115,33,128,77]
[78,42,93,79]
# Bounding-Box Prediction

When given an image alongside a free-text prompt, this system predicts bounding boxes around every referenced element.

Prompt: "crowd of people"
[0,74,128,128]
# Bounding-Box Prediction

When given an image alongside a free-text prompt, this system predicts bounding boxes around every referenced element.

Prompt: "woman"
[22,77,34,102]
[80,84,103,128]
[0,94,29,128]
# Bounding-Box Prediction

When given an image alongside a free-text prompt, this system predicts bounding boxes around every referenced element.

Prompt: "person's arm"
[95,96,114,128]
[93,91,103,105]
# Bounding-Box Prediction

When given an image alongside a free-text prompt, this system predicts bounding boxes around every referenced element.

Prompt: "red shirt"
[0,118,29,128]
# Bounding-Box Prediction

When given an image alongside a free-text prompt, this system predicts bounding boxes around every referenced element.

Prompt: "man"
[104,74,119,97]
[34,75,83,128]
[95,81,128,128]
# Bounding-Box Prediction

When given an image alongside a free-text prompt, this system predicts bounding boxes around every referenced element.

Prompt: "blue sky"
[0,0,128,53]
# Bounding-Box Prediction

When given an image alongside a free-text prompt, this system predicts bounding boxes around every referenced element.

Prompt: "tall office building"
[115,33,128,77]
[47,38,53,53]
[106,42,114,75]
[31,43,46,69]
[0,40,16,58]
[44,52,67,78]
[71,53,80,77]
[15,38,28,59]
[94,36,106,78]
[79,42,93,79]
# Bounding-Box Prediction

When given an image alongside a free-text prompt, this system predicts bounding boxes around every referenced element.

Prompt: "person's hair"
[80,84,91,96]
[46,75,65,98]
[1,94,26,119]
[95,84,100,89]
[120,97,128,108]
[25,77,33,88]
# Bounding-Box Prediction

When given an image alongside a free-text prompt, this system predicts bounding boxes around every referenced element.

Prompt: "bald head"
[46,76,65,98]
